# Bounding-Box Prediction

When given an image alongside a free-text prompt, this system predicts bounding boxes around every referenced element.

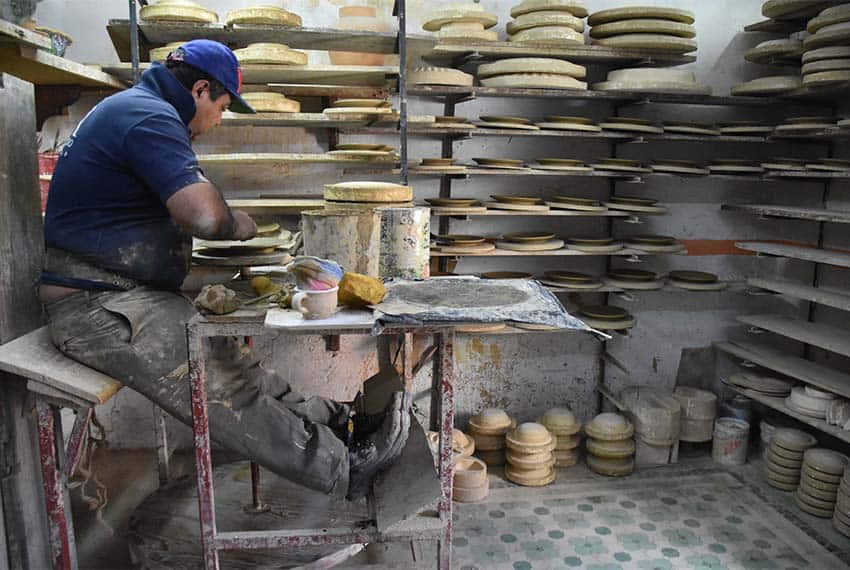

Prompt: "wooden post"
[0,73,51,569]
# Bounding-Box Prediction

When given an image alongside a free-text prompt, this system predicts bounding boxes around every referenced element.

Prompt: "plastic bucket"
[712,417,750,466]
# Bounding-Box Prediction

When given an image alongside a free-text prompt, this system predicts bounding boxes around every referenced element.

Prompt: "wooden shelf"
[101,62,398,87]
[106,19,433,62]
[430,247,683,257]
[406,167,642,180]
[737,313,850,358]
[226,198,323,214]
[0,20,124,89]
[747,278,850,312]
[727,386,850,445]
[715,339,850,399]
[427,208,632,218]
[723,204,850,224]
[221,112,398,129]
[198,153,397,167]
[422,41,696,66]
[735,242,850,269]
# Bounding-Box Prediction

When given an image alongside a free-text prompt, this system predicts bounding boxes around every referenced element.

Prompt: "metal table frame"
[185,313,455,569]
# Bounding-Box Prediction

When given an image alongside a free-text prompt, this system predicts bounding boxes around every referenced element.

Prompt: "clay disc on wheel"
[509,26,585,46]
[511,0,588,18]
[478,57,586,78]
[224,6,302,27]
[324,181,412,203]
[507,11,585,34]
[590,19,696,39]
[233,43,307,65]
[588,6,695,25]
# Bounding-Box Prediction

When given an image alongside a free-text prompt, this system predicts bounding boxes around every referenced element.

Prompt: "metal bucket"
[378,206,430,279]
[302,209,381,276]
[712,417,750,466]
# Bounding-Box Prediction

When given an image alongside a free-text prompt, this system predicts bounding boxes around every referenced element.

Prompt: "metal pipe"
[396,0,408,185]
[129,0,140,84]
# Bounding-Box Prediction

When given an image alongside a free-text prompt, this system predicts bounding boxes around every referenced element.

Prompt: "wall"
[29,0,842,445]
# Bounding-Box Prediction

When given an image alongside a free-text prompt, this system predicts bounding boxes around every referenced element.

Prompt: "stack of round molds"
[423,3,499,43]
[507,0,587,47]
[140,0,218,23]
[539,407,582,467]
[585,413,635,477]
[469,408,516,466]
[833,465,850,536]
[764,428,817,491]
[323,181,413,209]
[453,456,490,502]
[587,6,697,53]
[803,4,850,88]
[477,57,587,89]
[796,448,848,518]
[505,423,556,486]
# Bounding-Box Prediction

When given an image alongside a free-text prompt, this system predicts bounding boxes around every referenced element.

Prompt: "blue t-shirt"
[43,63,205,291]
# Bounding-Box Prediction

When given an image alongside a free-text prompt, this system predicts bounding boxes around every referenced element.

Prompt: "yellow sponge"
[338,272,386,308]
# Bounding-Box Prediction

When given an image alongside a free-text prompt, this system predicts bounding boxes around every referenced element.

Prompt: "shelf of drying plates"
[198,153,398,167]
[430,247,685,257]
[735,242,850,269]
[426,209,634,217]
[723,204,850,224]
[746,278,850,313]
[226,198,324,214]
[738,313,850,359]
[221,112,399,129]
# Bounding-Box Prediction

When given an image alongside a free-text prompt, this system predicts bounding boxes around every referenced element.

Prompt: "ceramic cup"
[291,287,339,320]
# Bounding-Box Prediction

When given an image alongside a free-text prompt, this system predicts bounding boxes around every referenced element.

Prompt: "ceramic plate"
[490,194,542,204]
[503,232,557,243]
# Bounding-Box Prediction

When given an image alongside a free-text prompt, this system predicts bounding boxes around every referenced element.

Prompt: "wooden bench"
[0,327,169,570]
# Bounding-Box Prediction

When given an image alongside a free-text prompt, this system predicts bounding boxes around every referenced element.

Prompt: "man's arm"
[166,181,256,240]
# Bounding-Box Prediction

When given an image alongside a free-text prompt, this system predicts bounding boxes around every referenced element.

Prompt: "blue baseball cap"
[167,39,255,114]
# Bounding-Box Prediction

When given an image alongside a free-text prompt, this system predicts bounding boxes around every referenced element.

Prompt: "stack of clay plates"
[241,92,301,113]
[786,385,836,419]
[424,197,484,213]
[469,408,516,466]
[595,68,710,94]
[709,159,765,174]
[834,464,850,536]
[535,116,601,132]
[731,75,803,96]
[774,116,835,135]
[487,194,549,212]
[193,236,290,266]
[590,158,651,173]
[746,37,804,64]
[434,115,476,130]
[234,43,307,65]
[578,305,636,331]
[764,428,817,491]
[505,423,557,486]
[533,159,593,173]
[475,158,528,171]
[762,157,809,171]
[724,372,795,397]
[477,115,540,130]
[224,5,301,27]
[539,407,583,467]
[433,235,495,255]
[625,235,685,253]
[806,158,850,171]
[803,5,850,87]
[673,387,718,442]
[599,117,664,134]
[478,58,587,90]
[416,158,467,174]
[453,456,490,502]
[538,270,603,290]
[604,196,667,214]
[507,0,587,46]
[546,195,606,211]
[802,44,850,88]
[423,3,499,42]
[140,0,218,23]
[719,121,775,136]
[650,159,709,176]
[585,413,636,476]
[668,270,726,291]
[149,41,184,61]
[566,236,623,253]
[796,448,848,518]
[588,6,696,53]
[496,232,565,252]
[324,98,395,116]
[410,67,475,87]
[605,268,664,290]
[323,181,412,207]
[663,121,721,136]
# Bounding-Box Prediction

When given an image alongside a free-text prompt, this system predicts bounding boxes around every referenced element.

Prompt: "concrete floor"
[72,444,850,569]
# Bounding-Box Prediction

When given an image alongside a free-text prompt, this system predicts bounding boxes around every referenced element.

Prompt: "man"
[40,39,407,499]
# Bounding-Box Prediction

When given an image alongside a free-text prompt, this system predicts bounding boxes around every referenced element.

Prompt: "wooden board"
[102,62,397,86]
[714,339,850,399]
[728,386,850,445]
[107,20,435,59]
[428,209,630,217]
[0,18,52,51]
[747,277,850,312]
[723,204,850,224]
[226,198,324,214]
[737,313,850,358]
[0,327,121,405]
[199,153,397,166]
[0,45,125,88]
[221,112,397,128]
[423,41,696,65]
[735,241,850,268]
[259,83,390,98]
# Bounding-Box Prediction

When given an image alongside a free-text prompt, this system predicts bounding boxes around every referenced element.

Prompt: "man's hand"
[232,210,257,241]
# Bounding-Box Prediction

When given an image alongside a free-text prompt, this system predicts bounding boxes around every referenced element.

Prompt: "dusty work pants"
[45,287,350,495]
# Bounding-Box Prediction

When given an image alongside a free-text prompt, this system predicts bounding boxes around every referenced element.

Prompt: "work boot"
[347,391,411,500]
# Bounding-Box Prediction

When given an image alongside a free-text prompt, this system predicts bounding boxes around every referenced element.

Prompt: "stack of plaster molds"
[506,0,587,46]
[423,3,499,43]
[587,6,697,53]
